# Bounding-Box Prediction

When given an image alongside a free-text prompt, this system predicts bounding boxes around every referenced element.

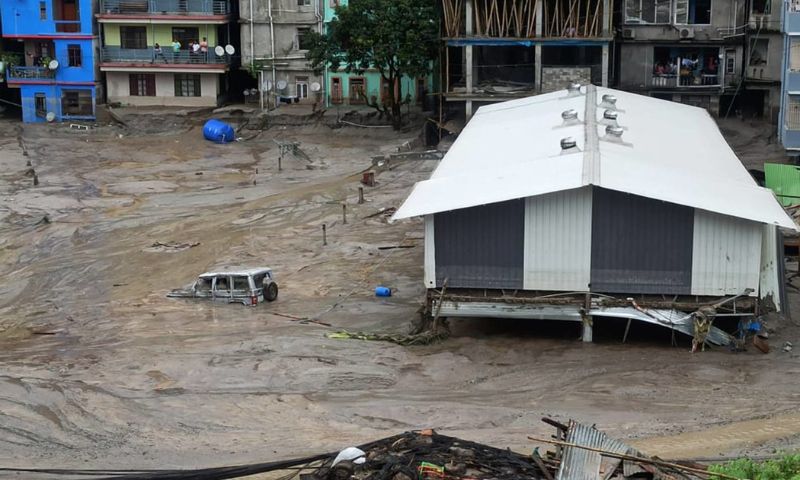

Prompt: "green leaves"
[305,0,438,128]
[709,454,800,480]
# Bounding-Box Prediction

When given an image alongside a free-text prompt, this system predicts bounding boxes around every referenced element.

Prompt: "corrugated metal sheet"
[759,224,782,311]
[764,162,800,207]
[691,209,762,296]
[433,199,524,289]
[556,421,632,480]
[590,188,694,294]
[424,215,436,289]
[524,187,592,291]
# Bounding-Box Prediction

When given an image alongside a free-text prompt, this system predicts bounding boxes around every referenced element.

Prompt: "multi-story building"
[780,0,800,151]
[440,0,613,119]
[1,0,98,122]
[322,0,431,109]
[240,0,323,106]
[743,0,782,122]
[97,0,235,107]
[615,0,745,115]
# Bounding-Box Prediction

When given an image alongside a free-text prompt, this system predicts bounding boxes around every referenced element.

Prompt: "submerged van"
[168,267,278,306]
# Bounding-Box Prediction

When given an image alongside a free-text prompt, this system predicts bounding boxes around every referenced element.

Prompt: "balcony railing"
[100,47,230,64]
[650,73,720,87]
[54,20,82,32]
[100,0,230,15]
[7,66,55,81]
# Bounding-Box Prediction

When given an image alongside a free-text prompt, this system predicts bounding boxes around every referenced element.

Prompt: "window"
[296,76,308,99]
[331,0,341,6]
[749,39,768,66]
[298,0,311,5]
[120,26,147,49]
[214,276,230,293]
[35,94,47,118]
[172,27,199,50]
[349,77,365,104]
[752,0,771,14]
[61,89,93,117]
[40,1,47,20]
[174,73,201,97]
[624,0,671,23]
[674,0,711,24]
[67,45,81,67]
[296,27,313,50]
[791,40,800,71]
[232,276,250,292]
[786,95,800,130]
[726,51,736,74]
[129,73,155,96]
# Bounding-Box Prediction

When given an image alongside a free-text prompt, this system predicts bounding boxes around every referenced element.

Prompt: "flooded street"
[1,113,799,473]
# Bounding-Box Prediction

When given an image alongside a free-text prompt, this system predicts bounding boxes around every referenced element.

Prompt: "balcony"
[100,0,230,15]
[7,66,56,82]
[100,47,230,65]
[650,73,720,88]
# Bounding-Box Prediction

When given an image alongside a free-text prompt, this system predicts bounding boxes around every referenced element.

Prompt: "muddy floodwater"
[1,113,799,474]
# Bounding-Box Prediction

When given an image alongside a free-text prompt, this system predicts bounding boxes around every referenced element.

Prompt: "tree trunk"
[390,75,402,130]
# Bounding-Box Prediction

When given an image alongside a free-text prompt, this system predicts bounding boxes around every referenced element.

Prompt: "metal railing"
[100,47,231,64]
[100,0,230,14]
[7,66,55,81]
[650,73,720,87]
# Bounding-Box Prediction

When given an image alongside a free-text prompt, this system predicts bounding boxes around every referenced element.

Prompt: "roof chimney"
[566,83,583,97]
[604,125,625,142]
[599,94,618,110]
[560,136,580,153]
[561,109,580,125]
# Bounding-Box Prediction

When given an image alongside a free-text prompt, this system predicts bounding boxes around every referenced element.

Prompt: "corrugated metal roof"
[393,86,796,230]
[556,421,632,480]
[764,163,800,207]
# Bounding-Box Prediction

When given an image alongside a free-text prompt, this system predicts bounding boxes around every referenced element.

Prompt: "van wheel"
[265,283,278,302]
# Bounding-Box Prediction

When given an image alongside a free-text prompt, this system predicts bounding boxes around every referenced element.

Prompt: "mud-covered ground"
[0,110,799,475]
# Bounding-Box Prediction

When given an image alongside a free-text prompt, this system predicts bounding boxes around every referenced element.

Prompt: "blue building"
[781,1,800,152]
[1,0,97,122]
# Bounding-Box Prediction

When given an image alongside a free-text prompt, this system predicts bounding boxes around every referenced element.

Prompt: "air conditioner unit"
[622,28,635,39]
[679,27,695,39]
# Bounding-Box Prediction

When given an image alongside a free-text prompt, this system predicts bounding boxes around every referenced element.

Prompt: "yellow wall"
[103,24,218,47]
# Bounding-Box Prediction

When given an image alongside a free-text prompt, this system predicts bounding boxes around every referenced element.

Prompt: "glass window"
[232,276,250,291]
[120,26,147,49]
[675,0,711,24]
[625,0,671,23]
[61,89,92,116]
[35,94,47,118]
[174,74,201,97]
[40,1,47,20]
[791,39,800,71]
[749,39,769,66]
[787,96,800,131]
[67,45,81,67]
[296,27,313,50]
[129,73,155,96]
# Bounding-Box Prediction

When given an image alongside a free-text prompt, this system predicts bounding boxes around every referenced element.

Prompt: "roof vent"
[600,109,621,128]
[603,110,618,121]
[560,136,580,153]
[560,108,581,126]
[566,82,583,97]
[599,94,618,110]
[604,125,625,143]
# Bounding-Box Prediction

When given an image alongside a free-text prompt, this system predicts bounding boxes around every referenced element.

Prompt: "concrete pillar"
[582,314,593,342]
[601,44,609,87]
[535,44,543,93]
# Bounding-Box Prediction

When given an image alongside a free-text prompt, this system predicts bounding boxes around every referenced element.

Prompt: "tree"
[305,0,438,129]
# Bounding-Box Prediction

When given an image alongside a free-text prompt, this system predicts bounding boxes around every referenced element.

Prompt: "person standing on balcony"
[199,37,208,61]
[191,41,201,63]
[153,43,168,64]
[171,39,182,62]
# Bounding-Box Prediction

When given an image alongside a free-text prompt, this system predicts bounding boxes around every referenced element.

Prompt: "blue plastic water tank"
[375,286,392,297]
[203,119,235,144]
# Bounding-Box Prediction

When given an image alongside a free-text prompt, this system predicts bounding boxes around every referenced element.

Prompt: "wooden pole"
[342,203,347,224]
[358,186,364,204]
[322,223,327,246]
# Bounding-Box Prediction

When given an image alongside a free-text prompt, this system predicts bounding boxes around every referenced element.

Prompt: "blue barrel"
[375,286,391,297]
[203,119,235,144]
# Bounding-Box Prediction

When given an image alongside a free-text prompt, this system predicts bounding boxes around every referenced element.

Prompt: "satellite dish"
[225,44,235,55]
[243,89,250,96]
[276,80,287,90]
[46,112,56,122]
[214,45,225,57]
[249,88,258,96]
[48,59,59,70]
[310,82,321,92]
[262,80,273,92]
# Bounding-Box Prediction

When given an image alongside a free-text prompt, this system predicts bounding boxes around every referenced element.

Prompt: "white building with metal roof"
[394,84,796,344]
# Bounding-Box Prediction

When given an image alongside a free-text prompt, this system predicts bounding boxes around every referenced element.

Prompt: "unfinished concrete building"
[441,0,612,119]
[240,0,323,105]
[741,0,782,122]
[615,0,747,115]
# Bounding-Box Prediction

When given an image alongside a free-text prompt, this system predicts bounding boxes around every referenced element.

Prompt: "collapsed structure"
[394,84,797,344]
